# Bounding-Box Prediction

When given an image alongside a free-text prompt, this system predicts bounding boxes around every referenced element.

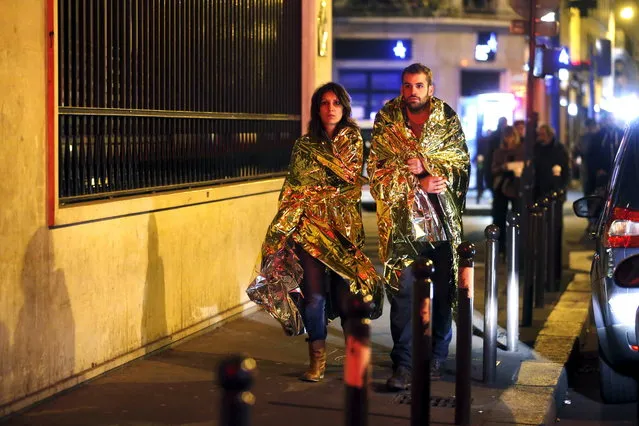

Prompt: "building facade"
[0,0,332,415]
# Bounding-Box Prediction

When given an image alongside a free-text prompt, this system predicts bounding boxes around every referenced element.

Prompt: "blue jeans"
[390,241,454,370]
[297,246,348,342]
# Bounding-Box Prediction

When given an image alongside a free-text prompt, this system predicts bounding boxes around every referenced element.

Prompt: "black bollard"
[345,294,373,426]
[547,192,558,292]
[506,212,520,352]
[412,257,435,426]
[218,354,257,426]
[484,224,499,384]
[554,189,565,283]
[521,204,536,327]
[456,242,476,426]
[535,198,549,308]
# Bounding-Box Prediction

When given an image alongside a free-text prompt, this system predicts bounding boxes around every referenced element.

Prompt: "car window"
[611,124,639,210]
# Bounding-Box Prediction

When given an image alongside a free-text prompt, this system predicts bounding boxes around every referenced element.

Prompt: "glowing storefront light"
[567,103,579,116]
[393,41,407,59]
[540,12,556,22]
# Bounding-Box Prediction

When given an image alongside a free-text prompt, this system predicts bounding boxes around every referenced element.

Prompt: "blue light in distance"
[393,41,407,59]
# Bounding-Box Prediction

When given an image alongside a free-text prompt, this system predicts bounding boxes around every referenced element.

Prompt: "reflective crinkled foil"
[367,96,470,296]
[247,126,385,336]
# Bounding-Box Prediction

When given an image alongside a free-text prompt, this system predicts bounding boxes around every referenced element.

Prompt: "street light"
[620,5,635,20]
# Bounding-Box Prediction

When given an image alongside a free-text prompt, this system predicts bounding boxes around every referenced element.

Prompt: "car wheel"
[598,355,638,403]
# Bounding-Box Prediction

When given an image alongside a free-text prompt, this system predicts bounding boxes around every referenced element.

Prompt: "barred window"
[57,0,301,204]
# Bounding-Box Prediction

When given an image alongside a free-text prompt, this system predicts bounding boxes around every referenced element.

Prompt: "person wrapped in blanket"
[367,63,470,389]
[247,82,384,382]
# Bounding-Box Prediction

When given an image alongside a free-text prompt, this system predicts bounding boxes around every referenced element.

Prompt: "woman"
[491,125,524,254]
[247,82,384,382]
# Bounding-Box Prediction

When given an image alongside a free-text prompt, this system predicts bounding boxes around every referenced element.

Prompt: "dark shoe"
[386,365,411,391]
[430,359,443,380]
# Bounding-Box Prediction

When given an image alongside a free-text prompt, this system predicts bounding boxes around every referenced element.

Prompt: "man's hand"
[420,175,448,193]
[406,158,426,175]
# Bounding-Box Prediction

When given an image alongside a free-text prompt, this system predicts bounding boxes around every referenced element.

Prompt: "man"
[367,63,470,390]
[482,117,508,196]
[533,124,570,200]
[590,112,624,193]
[572,118,598,197]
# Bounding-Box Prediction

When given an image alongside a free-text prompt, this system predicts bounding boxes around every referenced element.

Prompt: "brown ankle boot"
[300,340,326,382]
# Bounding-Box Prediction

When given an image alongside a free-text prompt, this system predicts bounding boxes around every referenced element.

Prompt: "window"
[338,69,401,121]
[334,39,412,61]
[56,0,301,203]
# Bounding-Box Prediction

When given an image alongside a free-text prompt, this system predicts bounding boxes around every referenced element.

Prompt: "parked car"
[573,118,639,403]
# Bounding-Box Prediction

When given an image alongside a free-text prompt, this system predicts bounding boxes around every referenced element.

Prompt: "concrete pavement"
[1,191,593,426]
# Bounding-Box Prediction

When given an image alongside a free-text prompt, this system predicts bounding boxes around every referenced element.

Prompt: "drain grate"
[392,392,458,408]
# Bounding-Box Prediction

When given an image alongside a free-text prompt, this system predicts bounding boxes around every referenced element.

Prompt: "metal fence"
[57,0,301,202]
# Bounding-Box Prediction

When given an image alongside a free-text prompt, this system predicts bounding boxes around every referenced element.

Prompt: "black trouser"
[390,242,454,370]
[296,245,349,342]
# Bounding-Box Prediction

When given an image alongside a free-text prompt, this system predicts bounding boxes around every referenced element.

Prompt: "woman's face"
[504,133,516,147]
[319,91,343,130]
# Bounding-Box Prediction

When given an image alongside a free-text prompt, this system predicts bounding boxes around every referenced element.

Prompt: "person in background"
[247,82,384,383]
[533,124,570,200]
[482,117,508,199]
[367,63,469,390]
[590,111,624,194]
[491,126,524,256]
[514,119,526,142]
[572,118,599,197]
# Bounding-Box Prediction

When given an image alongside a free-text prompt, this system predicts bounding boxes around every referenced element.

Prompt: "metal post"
[456,242,475,426]
[536,198,549,308]
[555,189,565,283]
[483,224,499,384]
[345,294,373,426]
[412,257,434,426]
[506,212,520,352]
[547,192,558,292]
[522,203,537,327]
[218,355,257,426]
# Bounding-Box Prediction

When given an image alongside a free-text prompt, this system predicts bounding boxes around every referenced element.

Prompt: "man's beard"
[405,97,430,113]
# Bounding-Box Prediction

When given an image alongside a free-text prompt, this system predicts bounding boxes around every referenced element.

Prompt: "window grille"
[57,0,301,203]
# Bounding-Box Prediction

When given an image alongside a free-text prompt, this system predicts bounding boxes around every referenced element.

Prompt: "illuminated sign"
[334,39,412,60]
[475,32,497,62]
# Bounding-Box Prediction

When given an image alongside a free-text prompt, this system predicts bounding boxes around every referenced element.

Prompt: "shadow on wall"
[141,214,168,352]
[11,227,75,402]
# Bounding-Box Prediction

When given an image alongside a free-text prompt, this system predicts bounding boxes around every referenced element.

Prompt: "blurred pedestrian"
[590,111,624,194]
[367,63,470,390]
[246,82,384,382]
[491,126,524,257]
[533,124,570,201]
[483,117,508,197]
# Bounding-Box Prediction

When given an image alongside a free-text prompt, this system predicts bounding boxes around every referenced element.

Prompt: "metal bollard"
[483,224,499,384]
[521,205,535,327]
[456,242,476,426]
[535,198,549,308]
[554,189,565,283]
[547,192,558,292]
[412,257,434,426]
[218,354,257,426]
[506,212,520,352]
[345,294,373,426]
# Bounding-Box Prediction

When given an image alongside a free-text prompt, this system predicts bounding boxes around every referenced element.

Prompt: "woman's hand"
[419,175,448,194]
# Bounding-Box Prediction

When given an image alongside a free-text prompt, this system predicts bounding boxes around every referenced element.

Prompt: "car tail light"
[614,254,639,287]
[604,207,639,248]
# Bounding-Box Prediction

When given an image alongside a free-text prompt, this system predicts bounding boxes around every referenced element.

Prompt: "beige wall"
[0,0,329,415]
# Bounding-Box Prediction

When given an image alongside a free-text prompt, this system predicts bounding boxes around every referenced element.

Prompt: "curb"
[484,250,592,425]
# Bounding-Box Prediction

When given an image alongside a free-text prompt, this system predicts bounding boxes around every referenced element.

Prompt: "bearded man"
[367,63,470,390]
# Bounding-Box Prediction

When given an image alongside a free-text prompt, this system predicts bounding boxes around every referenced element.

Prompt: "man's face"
[515,123,525,137]
[538,127,552,144]
[402,72,433,113]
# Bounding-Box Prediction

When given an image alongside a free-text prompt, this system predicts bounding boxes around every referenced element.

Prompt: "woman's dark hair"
[307,82,358,140]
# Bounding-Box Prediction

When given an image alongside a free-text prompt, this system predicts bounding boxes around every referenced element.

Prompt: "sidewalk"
[2,192,593,426]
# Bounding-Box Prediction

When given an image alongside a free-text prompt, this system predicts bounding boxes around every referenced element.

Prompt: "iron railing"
[57,0,301,202]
